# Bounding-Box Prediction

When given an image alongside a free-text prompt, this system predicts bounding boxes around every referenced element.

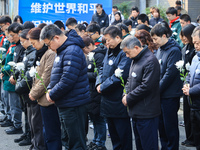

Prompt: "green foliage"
[117,1,132,19]
[145,5,168,22]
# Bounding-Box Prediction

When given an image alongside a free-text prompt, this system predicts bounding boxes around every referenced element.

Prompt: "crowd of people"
[0,0,200,150]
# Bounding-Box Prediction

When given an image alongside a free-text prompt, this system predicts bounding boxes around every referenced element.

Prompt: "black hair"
[138,14,149,25]
[181,24,196,46]
[37,23,47,29]
[19,29,30,39]
[112,6,118,10]
[136,24,150,32]
[123,19,132,27]
[100,27,106,34]
[114,12,122,20]
[86,23,100,35]
[176,0,181,5]
[65,17,77,27]
[0,16,12,24]
[23,21,35,29]
[96,4,102,8]
[75,24,86,32]
[175,6,181,11]
[150,21,172,38]
[13,15,23,24]
[166,7,177,16]
[8,22,24,33]
[180,14,191,22]
[116,23,129,33]
[54,20,65,30]
[82,35,94,46]
[103,25,122,39]
[131,6,139,13]
[82,22,88,27]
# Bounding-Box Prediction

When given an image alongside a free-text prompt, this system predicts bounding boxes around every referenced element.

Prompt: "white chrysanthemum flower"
[132,72,137,77]
[175,60,184,70]
[115,68,123,78]
[185,63,190,71]
[88,52,95,61]
[0,47,6,52]
[159,59,162,65]
[36,61,40,66]
[15,62,25,71]
[55,57,60,63]
[29,66,37,77]
[0,60,2,64]
[196,69,200,74]
[7,61,16,67]
[109,60,113,65]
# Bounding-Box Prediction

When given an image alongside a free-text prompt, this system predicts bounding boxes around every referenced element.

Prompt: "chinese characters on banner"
[19,0,112,27]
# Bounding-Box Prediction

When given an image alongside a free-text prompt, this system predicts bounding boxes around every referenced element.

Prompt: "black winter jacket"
[149,17,163,27]
[130,16,138,28]
[156,38,183,98]
[125,47,161,118]
[92,10,109,28]
[87,45,107,115]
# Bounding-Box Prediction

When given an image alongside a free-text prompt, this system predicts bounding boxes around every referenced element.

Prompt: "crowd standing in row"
[0,0,200,150]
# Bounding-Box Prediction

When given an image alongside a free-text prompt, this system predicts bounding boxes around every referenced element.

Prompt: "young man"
[41,24,90,150]
[129,7,139,28]
[96,26,132,149]
[180,14,191,28]
[183,28,200,150]
[91,4,109,29]
[54,20,65,31]
[121,36,161,150]
[151,23,182,150]
[166,7,182,46]
[65,17,77,30]
[137,14,150,27]
[86,23,103,46]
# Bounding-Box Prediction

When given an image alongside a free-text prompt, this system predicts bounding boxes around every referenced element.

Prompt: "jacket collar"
[108,42,121,57]
[132,46,148,60]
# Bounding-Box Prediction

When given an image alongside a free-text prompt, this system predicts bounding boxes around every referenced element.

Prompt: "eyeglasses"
[9,33,17,38]
[45,36,54,47]
[88,32,95,37]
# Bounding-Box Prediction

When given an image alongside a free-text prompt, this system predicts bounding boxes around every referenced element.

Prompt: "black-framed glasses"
[45,36,54,47]
[88,32,95,37]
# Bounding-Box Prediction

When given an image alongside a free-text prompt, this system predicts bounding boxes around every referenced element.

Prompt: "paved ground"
[0,103,196,150]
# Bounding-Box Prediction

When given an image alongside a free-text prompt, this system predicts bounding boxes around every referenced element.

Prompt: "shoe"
[87,142,96,150]
[19,138,31,146]
[0,120,13,127]
[14,134,26,143]
[181,140,195,147]
[92,145,107,150]
[5,126,23,134]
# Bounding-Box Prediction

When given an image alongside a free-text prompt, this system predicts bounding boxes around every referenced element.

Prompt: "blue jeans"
[132,117,159,150]
[159,97,180,150]
[8,91,22,128]
[89,114,106,147]
[40,104,62,150]
[107,117,132,150]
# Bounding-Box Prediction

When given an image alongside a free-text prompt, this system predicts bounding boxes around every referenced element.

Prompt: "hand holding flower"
[46,89,55,103]
[122,94,127,106]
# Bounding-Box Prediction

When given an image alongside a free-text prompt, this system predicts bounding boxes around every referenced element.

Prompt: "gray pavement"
[0,104,196,150]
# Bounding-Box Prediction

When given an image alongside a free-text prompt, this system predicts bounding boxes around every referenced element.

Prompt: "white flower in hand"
[159,59,162,65]
[0,60,2,64]
[36,61,40,66]
[196,69,200,74]
[175,60,184,70]
[15,62,25,71]
[115,68,123,78]
[8,61,16,67]
[29,66,37,77]
[0,47,6,52]
[88,52,95,61]
[132,72,137,77]
[185,63,190,71]
[55,57,60,63]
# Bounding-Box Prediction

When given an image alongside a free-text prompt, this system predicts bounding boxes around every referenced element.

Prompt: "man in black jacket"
[91,4,109,29]
[121,36,161,150]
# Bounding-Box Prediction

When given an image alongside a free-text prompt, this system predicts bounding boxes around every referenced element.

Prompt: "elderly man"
[121,36,161,150]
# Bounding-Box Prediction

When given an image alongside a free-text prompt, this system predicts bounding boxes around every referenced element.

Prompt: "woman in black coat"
[111,12,122,25]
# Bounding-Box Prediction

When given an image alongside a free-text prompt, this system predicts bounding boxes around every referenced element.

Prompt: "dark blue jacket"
[156,38,183,98]
[187,52,200,110]
[92,10,109,28]
[125,47,161,119]
[48,30,90,108]
[96,43,132,118]
[149,17,163,27]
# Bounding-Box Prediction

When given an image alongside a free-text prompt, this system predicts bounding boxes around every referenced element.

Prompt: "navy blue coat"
[48,30,90,108]
[156,38,183,98]
[149,17,163,27]
[96,43,132,118]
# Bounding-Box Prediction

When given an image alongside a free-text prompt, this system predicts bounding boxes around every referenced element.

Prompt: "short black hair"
[0,16,12,24]
[166,7,177,16]
[8,22,24,33]
[123,19,132,27]
[54,20,65,30]
[150,21,172,38]
[86,23,100,35]
[136,24,150,32]
[37,23,47,29]
[19,29,30,39]
[103,25,122,39]
[180,14,191,22]
[131,6,139,13]
[138,14,149,25]
[23,21,35,29]
[13,15,23,24]
[65,17,77,27]
[112,6,118,10]
[175,6,181,11]
[75,24,87,32]
[116,23,129,33]
[96,4,102,8]
[176,0,181,5]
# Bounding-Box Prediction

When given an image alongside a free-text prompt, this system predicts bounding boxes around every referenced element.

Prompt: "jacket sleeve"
[30,52,55,100]
[189,84,200,96]
[100,53,131,93]
[126,61,159,107]
[160,49,182,93]
[49,47,83,101]
[105,15,109,27]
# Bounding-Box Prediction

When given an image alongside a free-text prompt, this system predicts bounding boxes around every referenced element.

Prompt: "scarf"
[169,16,179,28]
[33,44,48,67]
